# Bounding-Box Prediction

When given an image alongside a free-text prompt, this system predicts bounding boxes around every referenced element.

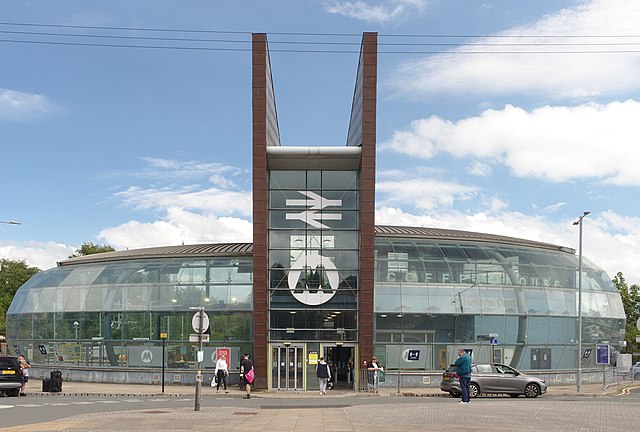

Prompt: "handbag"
[246,367,255,384]
[378,370,386,382]
[211,375,218,387]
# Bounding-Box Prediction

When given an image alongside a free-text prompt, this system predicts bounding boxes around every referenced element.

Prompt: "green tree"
[68,242,115,258]
[0,259,40,334]
[612,272,640,354]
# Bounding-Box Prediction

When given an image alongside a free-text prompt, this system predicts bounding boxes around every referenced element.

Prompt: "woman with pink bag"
[240,353,254,399]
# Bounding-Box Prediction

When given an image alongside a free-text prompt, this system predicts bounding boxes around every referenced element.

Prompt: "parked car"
[630,362,640,380]
[0,356,23,397]
[440,362,548,398]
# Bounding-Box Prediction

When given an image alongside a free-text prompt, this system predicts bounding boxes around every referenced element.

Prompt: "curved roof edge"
[374,225,575,254]
[59,243,253,266]
[58,226,575,267]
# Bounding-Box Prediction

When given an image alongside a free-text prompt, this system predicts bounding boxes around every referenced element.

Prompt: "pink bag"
[246,368,255,384]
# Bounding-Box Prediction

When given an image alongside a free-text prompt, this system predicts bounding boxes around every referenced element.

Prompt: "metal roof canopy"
[59,226,574,267]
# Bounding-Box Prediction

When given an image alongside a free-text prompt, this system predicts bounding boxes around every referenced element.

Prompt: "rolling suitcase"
[42,377,51,392]
[50,370,63,392]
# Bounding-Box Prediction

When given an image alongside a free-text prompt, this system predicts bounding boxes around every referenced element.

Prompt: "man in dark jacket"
[454,348,472,404]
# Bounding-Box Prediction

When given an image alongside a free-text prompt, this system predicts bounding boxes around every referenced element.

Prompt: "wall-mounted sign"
[283,191,344,306]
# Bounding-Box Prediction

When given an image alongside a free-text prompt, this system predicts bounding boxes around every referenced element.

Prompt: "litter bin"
[50,370,63,392]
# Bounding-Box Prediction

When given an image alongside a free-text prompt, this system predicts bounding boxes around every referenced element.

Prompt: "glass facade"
[268,170,359,341]
[7,257,253,369]
[373,237,625,371]
[6,231,625,373]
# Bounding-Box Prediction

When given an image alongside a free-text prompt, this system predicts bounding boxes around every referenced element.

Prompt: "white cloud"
[375,206,640,284]
[114,186,252,215]
[391,0,640,98]
[0,88,57,121]
[324,0,427,24]
[382,100,640,185]
[98,207,253,250]
[377,170,477,209]
[0,241,75,271]
[468,161,492,177]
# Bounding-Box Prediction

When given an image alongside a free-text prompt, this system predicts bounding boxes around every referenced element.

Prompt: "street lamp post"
[573,211,590,393]
[73,321,79,340]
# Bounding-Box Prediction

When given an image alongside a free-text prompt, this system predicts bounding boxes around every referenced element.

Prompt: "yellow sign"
[160,332,168,339]
[308,351,318,365]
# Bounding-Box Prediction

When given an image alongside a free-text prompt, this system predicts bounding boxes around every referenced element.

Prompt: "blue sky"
[2,0,640,284]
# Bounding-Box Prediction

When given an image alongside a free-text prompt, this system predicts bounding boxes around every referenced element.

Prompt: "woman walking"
[214,353,229,393]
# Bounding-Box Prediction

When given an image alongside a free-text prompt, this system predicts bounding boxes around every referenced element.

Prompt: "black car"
[0,356,23,397]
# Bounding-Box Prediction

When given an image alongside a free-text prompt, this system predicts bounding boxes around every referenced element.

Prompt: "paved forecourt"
[3,380,639,432]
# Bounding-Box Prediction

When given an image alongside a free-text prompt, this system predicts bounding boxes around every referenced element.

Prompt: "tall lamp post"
[573,211,590,393]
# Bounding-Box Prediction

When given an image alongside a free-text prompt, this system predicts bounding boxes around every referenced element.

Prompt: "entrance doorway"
[324,345,355,390]
[271,344,304,390]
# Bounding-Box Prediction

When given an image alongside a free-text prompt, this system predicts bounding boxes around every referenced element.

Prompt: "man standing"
[454,348,472,404]
[316,356,331,395]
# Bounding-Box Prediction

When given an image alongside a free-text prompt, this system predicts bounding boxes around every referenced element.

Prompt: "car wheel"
[524,383,540,398]
[634,373,640,380]
[509,394,520,398]
[469,382,480,398]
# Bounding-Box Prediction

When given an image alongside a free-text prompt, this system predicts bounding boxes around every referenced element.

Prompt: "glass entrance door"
[271,344,304,390]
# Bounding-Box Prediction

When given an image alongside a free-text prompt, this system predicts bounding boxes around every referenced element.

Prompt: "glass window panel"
[396,286,429,314]
[307,170,321,188]
[269,210,358,230]
[502,287,520,314]
[269,190,358,210]
[459,246,490,261]
[84,285,108,311]
[565,290,577,316]
[439,245,468,260]
[422,260,450,284]
[24,267,73,288]
[7,289,28,314]
[525,288,549,314]
[453,286,481,314]
[479,287,507,314]
[427,286,456,314]
[270,171,306,189]
[391,243,420,258]
[321,171,357,189]
[415,244,444,259]
[33,287,55,313]
[175,266,207,284]
[608,293,625,318]
[374,284,402,313]
[61,266,103,286]
[20,289,40,313]
[527,317,549,344]
[546,288,568,316]
[548,317,571,344]
[475,315,507,339]
[63,286,91,312]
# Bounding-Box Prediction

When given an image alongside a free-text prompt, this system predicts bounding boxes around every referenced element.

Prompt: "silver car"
[440,363,547,398]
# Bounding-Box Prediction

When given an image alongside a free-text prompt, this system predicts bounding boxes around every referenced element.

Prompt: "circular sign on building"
[288,254,339,306]
[192,311,210,334]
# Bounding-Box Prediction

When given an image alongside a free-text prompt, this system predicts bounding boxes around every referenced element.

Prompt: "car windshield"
[0,357,19,368]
